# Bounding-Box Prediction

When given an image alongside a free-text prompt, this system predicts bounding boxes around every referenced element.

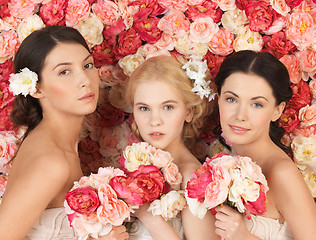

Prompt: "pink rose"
[310,80,316,98]
[208,27,234,56]
[185,0,222,22]
[279,54,302,84]
[154,32,176,51]
[286,12,316,50]
[133,15,162,44]
[292,124,316,137]
[185,0,206,5]
[129,0,164,18]
[103,18,126,45]
[279,107,300,133]
[271,0,291,16]
[8,0,38,18]
[157,10,190,38]
[212,0,236,11]
[113,27,142,58]
[65,0,90,27]
[263,31,296,58]
[299,104,316,127]
[288,80,312,111]
[162,163,182,190]
[294,49,316,74]
[189,17,219,43]
[186,162,213,202]
[158,0,188,12]
[245,1,277,32]
[39,0,67,26]
[97,183,130,226]
[150,149,173,168]
[65,187,100,215]
[0,30,20,64]
[92,0,120,25]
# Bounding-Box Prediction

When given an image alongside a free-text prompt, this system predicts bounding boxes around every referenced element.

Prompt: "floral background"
[0,0,316,201]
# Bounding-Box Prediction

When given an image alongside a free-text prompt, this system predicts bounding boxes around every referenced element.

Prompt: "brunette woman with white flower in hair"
[125,55,218,240]
[0,26,128,240]
[213,50,316,240]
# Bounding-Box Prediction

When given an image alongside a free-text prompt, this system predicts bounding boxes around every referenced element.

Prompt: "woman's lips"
[79,92,95,102]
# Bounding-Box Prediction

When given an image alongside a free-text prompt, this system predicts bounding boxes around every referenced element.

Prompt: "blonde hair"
[126,55,212,146]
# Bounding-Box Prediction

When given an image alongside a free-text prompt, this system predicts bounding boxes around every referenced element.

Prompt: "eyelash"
[139,106,149,111]
[163,105,174,110]
[226,97,263,108]
[58,62,94,76]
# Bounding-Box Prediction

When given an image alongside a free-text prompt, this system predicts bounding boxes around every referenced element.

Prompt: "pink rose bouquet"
[64,167,131,240]
[186,153,269,221]
[111,142,185,220]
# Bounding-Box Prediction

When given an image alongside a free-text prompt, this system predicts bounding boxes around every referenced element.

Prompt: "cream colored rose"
[185,190,208,219]
[175,34,208,56]
[291,136,316,166]
[221,8,249,34]
[75,13,104,48]
[124,142,154,172]
[118,53,145,77]
[301,169,316,197]
[233,26,263,52]
[17,14,45,42]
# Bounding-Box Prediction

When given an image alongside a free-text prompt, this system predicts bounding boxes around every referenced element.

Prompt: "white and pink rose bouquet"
[64,167,131,240]
[110,142,186,220]
[185,153,269,221]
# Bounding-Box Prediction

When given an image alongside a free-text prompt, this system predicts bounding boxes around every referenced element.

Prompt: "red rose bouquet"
[110,142,186,220]
[64,167,131,240]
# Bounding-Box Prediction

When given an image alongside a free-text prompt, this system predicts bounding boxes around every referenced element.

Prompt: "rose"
[102,18,126,45]
[97,102,126,128]
[288,80,312,111]
[133,15,162,44]
[186,162,213,202]
[91,40,115,68]
[0,30,20,64]
[97,183,130,226]
[39,0,67,26]
[279,54,302,84]
[294,49,316,74]
[233,26,264,52]
[279,107,300,133]
[203,51,226,79]
[91,0,120,25]
[310,80,316,98]
[271,0,291,16]
[118,53,145,77]
[0,75,15,109]
[189,17,219,43]
[154,32,176,51]
[175,34,208,56]
[162,163,182,190]
[263,31,296,58]
[65,0,90,27]
[221,8,249,34]
[263,15,287,35]
[0,61,14,78]
[108,85,130,111]
[113,27,142,58]
[185,0,222,22]
[299,104,316,127]
[0,105,14,131]
[17,14,45,42]
[208,27,234,56]
[157,0,188,12]
[8,0,38,18]
[292,125,316,138]
[244,184,267,216]
[212,0,236,11]
[79,136,100,154]
[285,0,303,9]
[245,1,277,32]
[65,187,100,215]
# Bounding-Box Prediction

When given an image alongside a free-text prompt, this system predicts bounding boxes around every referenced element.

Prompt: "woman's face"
[36,42,99,116]
[133,80,193,152]
[218,72,284,147]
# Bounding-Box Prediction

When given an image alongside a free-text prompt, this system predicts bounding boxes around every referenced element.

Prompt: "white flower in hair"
[182,56,216,101]
[9,67,38,97]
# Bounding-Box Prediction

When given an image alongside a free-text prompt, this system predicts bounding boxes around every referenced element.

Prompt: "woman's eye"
[139,106,149,111]
[59,69,69,76]
[84,63,94,69]
[253,102,263,108]
[226,97,235,103]
[163,105,174,110]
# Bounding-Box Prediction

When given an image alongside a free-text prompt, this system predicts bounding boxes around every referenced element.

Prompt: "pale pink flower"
[309,79,316,98]
[97,183,130,226]
[65,0,90,27]
[162,163,182,190]
[286,12,316,50]
[185,0,206,5]
[117,0,138,29]
[212,0,236,11]
[90,167,125,187]
[92,0,120,25]
[263,15,287,35]
[158,0,188,12]
[0,131,19,174]
[291,125,316,138]
[8,0,39,18]
[299,104,316,127]
[137,44,160,58]
[158,10,190,38]
[0,30,20,64]
[270,0,291,16]
[154,32,176,51]
[2,16,22,30]
[189,17,219,43]
[279,54,302,84]
[294,49,316,74]
[99,65,116,87]
[0,175,8,198]
[208,27,234,56]
[150,149,173,168]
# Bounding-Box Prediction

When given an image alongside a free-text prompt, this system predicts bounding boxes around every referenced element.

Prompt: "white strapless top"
[25,207,77,239]
[128,217,184,240]
[245,215,294,240]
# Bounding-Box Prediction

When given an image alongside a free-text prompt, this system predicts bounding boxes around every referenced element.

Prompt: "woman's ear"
[185,107,194,123]
[272,102,286,122]
[30,86,44,99]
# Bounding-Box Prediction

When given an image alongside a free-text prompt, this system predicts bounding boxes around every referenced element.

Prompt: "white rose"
[118,53,145,77]
[221,8,249,34]
[291,136,316,167]
[175,34,208,56]
[233,26,263,52]
[185,191,208,219]
[17,14,45,42]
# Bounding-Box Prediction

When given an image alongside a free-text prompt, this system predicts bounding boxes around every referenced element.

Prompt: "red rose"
[285,0,303,9]
[113,28,142,59]
[91,40,116,68]
[129,0,164,17]
[97,102,126,128]
[279,107,300,133]
[0,104,14,131]
[245,1,277,32]
[65,187,100,215]
[133,15,162,44]
[236,0,254,10]
[203,51,226,79]
[39,0,67,26]
[187,162,213,203]
[263,31,296,58]
[0,1,10,18]
[0,61,14,78]
[103,18,126,45]
[185,0,222,23]
[288,80,312,111]
[79,136,100,154]
[244,184,267,216]
[0,75,15,109]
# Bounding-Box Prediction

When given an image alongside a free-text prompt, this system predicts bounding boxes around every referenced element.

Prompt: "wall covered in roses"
[0,0,316,200]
